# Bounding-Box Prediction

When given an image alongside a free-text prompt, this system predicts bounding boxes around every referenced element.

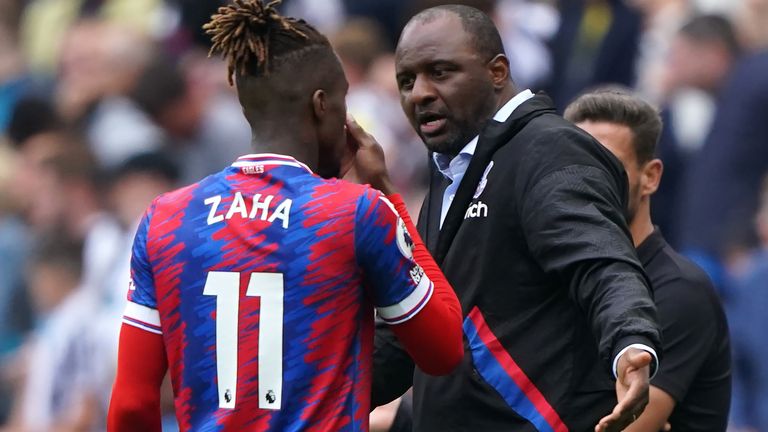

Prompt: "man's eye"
[399,77,414,89]
[432,69,447,79]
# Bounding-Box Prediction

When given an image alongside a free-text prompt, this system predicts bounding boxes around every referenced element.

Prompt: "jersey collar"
[231,153,313,174]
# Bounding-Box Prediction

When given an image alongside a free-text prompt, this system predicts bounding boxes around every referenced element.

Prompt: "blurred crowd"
[0,0,766,430]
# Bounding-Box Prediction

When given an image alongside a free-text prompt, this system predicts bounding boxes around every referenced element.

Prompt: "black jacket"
[372,94,662,431]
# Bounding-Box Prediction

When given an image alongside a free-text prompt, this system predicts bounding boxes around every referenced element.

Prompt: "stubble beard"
[422,122,479,157]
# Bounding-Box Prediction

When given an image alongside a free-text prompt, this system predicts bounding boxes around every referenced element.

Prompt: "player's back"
[128,154,381,431]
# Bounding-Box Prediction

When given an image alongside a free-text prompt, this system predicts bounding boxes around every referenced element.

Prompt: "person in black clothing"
[372,5,663,431]
[566,88,731,431]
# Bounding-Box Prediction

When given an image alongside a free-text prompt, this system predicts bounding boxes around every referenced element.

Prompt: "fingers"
[346,114,369,143]
[595,404,640,432]
[596,367,649,432]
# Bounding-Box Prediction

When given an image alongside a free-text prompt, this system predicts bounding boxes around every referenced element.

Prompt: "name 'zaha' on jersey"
[204,192,292,228]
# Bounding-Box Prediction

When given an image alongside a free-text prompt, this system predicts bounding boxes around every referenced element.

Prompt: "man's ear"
[312,89,327,120]
[487,54,511,90]
[641,159,663,197]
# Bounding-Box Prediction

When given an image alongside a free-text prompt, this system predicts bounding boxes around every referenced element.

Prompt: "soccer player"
[106,1,463,431]
[565,88,731,431]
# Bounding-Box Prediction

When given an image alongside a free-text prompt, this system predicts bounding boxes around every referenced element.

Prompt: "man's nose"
[409,75,437,107]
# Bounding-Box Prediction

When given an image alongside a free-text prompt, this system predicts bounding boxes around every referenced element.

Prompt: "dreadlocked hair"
[204,0,331,85]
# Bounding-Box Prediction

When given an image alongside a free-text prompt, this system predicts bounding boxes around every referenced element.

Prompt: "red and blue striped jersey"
[123,154,433,431]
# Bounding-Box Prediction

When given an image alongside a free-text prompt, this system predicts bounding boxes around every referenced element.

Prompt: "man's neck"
[630,203,655,247]
[494,84,519,113]
[250,133,317,170]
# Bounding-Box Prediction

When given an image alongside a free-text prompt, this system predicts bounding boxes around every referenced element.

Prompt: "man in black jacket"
[565,89,731,431]
[373,5,662,431]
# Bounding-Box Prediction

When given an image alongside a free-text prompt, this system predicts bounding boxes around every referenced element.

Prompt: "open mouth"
[417,113,448,136]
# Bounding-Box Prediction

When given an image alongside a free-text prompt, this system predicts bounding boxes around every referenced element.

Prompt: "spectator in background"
[0,4,27,135]
[42,138,123,281]
[18,0,162,75]
[494,0,557,90]
[166,1,230,52]
[628,0,692,104]
[728,175,768,430]
[10,131,126,306]
[0,145,29,361]
[282,0,346,36]
[665,15,741,97]
[88,152,180,427]
[548,0,643,111]
[6,236,101,432]
[0,100,62,392]
[0,96,61,354]
[130,57,251,185]
[100,151,180,311]
[6,97,61,151]
[677,49,768,287]
[653,14,741,247]
[566,88,731,431]
[409,0,556,90]
[55,19,161,168]
[735,0,768,51]
[0,137,31,425]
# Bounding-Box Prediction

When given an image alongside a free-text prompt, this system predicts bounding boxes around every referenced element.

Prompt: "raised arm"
[345,115,463,379]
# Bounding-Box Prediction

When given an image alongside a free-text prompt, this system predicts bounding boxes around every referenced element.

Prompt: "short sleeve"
[123,204,162,334]
[354,188,433,325]
[650,277,717,401]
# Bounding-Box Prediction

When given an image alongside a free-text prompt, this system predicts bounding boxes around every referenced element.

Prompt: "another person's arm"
[625,271,724,431]
[372,191,463,375]
[372,320,415,407]
[108,206,167,432]
[518,133,661,431]
[344,119,418,407]
[520,164,660,364]
[347,116,463,377]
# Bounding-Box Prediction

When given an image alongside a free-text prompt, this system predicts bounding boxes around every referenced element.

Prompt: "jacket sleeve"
[519,163,662,370]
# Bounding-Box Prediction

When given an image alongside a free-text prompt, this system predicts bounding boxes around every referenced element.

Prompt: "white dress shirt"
[433,89,535,227]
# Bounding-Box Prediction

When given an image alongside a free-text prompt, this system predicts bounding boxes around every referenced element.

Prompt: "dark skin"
[395,13,515,156]
[237,53,344,180]
[236,51,393,192]
[395,11,651,432]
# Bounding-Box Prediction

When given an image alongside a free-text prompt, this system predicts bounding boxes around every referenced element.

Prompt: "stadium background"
[0,0,766,430]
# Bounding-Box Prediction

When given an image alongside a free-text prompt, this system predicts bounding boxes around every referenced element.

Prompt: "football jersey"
[122,154,432,432]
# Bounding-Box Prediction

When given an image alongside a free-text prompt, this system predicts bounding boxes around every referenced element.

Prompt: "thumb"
[627,350,652,368]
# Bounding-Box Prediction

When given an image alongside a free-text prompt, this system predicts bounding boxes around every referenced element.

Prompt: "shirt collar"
[636,226,666,266]
[433,89,535,177]
[231,153,313,174]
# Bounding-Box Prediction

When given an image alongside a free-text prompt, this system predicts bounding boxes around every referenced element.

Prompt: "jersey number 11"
[203,271,283,410]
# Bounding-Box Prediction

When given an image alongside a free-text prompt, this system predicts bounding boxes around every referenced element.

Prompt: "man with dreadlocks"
[107,1,463,431]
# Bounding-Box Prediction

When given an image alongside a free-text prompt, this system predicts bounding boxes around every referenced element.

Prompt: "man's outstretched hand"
[595,348,652,432]
[342,114,395,195]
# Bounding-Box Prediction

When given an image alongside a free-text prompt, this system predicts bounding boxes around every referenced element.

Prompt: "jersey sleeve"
[354,188,433,325]
[123,204,162,335]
